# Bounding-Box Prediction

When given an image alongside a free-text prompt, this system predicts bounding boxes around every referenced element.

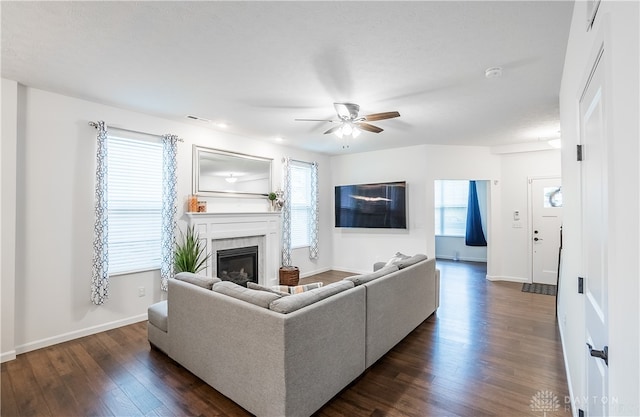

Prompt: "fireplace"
[186,212,281,287]
[217,246,258,287]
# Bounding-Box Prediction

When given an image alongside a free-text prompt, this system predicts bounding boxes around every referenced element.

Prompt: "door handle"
[534,237,543,242]
[587,343,608,366]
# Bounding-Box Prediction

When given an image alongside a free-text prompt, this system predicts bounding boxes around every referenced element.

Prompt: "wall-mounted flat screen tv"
[335,181,407,229]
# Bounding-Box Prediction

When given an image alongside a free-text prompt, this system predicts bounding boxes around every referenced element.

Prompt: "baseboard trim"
[300,266,331,278]
[329,266,369,275]
[1,350,17,363]
[436,255,488,263]
[14,314,149,357]
[485,275,528,283]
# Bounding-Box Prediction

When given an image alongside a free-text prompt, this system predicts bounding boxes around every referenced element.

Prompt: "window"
[434,180,469,236]
[107,135,163,274]
[290,161,312,248]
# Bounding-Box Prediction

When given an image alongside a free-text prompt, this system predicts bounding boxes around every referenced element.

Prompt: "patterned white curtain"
[281,157,292,266]
[160,135,179,291]
[309,162,319,259]
[91,121,109,305]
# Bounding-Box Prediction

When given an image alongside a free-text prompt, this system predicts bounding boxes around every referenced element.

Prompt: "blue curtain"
[465,181,487,246]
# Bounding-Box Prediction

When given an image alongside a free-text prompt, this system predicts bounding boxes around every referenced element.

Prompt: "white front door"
[580,42,609,416]
[531,177,563,285]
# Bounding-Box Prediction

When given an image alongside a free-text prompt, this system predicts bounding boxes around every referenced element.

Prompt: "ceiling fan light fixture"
[342,123,353,136]
[352,126,361,138]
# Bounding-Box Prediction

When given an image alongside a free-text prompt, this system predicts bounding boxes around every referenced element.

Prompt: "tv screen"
[335,181,407,229]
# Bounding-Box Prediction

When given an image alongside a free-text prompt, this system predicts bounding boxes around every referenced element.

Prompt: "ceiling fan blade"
[324,125,342,135]
[362,111,400,122]
[334,102,359,120]
[294,118,336,122]
[356,122,384,133]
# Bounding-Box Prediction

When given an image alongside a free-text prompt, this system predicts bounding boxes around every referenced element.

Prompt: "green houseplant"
[174,225,211,273]
[268,192,277,211]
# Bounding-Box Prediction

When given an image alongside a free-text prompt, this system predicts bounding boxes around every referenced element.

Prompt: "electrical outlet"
[138,287,145,297]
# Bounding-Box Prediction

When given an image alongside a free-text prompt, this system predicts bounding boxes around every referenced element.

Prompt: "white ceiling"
[1,1,573,155]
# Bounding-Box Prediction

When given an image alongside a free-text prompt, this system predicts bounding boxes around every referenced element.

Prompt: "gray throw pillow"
[344,265,400,286]
[174,272,220,290]
[269,280,354,314]
[213,281,282,308]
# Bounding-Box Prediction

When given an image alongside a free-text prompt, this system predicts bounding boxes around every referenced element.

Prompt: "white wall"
[1,79,19,362]
[1,83,332,359]
[558,1,639,415]
[435,236,487,262]
[497,149,561,282]
[330,144,502,273]
[330,144,561,280]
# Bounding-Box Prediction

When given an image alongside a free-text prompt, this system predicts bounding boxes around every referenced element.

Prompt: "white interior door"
[531,178,563,285]
[580,43,609,417]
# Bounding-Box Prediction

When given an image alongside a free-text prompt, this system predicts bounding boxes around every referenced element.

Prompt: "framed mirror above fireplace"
[193,145,273,197]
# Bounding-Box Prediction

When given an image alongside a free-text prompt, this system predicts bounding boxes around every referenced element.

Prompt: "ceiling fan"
[295,103,400,139]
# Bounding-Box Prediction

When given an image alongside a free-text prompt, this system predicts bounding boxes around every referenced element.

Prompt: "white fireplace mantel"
[185,212,282,287]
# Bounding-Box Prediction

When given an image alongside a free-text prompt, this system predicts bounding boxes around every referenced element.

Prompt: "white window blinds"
[107,135,163,275]
[434,180,469,237]
[290,161,312,248]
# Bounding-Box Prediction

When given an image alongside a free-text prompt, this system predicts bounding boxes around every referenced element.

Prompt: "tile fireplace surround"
[185,212,282,287]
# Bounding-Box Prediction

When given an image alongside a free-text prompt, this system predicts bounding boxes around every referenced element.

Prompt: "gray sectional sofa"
[147,255,440,417]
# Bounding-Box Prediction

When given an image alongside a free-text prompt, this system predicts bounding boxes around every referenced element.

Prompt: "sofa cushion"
[247,282,290,296]
[148,300,168,332]
[175,272,221,290]
[344,265,400,286]
[394,253,429,269]
[272,282,323,294]
[269,280,354,314]
[212,281,282,308]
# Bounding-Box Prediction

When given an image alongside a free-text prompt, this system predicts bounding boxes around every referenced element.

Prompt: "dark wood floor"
[2,261,570,416]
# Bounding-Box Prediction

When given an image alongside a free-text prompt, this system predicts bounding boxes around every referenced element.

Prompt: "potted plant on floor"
[174,225,211,273]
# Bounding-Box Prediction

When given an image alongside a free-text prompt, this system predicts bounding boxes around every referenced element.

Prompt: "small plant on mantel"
[268,192,277,210]
[174,225,211,273]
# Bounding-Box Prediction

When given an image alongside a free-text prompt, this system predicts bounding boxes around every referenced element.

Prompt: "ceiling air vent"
[185,115,212,123]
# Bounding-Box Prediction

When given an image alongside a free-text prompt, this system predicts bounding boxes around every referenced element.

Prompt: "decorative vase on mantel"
[275,190,284,211]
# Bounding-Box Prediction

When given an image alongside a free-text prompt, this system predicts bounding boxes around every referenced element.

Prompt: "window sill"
[110,267,161,277]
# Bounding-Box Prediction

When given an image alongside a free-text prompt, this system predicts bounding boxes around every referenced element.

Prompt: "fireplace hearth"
[217,246,258,287]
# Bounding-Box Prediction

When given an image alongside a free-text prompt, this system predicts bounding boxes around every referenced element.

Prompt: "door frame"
[527,175,562,284]
[574,15,613,416]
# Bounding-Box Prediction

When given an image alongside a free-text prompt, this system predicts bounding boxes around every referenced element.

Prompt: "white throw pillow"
[384,252,411,267]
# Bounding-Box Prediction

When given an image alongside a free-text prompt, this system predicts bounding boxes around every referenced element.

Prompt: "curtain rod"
[88,121,184,142]
[283,157,316,165]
